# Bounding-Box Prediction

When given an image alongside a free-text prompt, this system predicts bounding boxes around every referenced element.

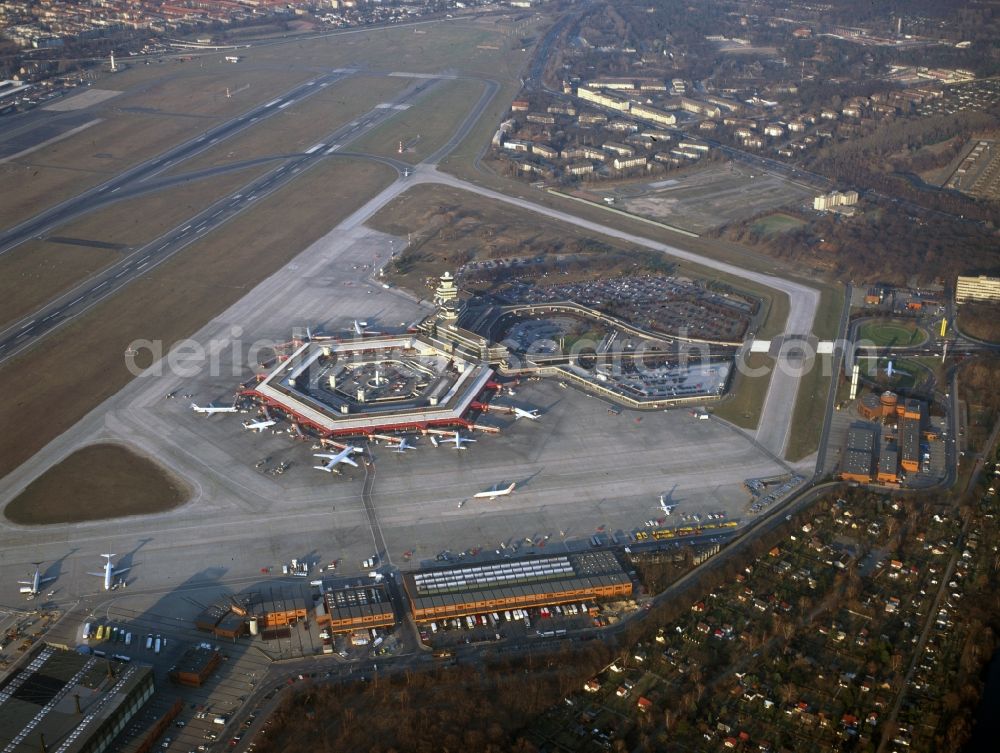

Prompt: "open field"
[0,240,121,329]
[0,164,270,329]
[0,157,395,481]
[713,352,775,430]
[0,17,526,232]
[858,319,927,347]
[751,212,806,236]
[160,74,412,177]
[592,164,817,234]
[786,285,844,462]
[3,443,187,525]
[349,78,486,164]
[0,65,318,230]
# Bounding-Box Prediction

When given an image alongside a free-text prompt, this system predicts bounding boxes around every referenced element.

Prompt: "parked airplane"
[513,407,541,420]
[243,419,276,432]
[191,403,237,415]
[87,554,131,591]
[657,495,677,516]
[313,446,362,472]
[473,482,516,500]
[393,438,417,453]
[18,562,55,596]
[353,320,367,336]
[446,433,477,450]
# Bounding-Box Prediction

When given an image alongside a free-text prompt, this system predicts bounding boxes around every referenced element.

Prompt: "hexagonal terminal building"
[249,273,499,438]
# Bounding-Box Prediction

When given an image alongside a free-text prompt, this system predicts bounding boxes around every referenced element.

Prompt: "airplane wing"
[115,566,131,574]
[341,456,359,468]
[86,572,105,577]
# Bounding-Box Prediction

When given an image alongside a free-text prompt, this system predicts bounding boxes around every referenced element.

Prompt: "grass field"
[713,352,775,430]
[161,75,412,177]
[751,212,806,236]
[0,164,270,329]
[350,78,486,164]
[0,65,318,231]
[3,443,187,525]
[0,157,394,481]
[786,284,844,462]
[858,319,927,348]
[0,17,525,231]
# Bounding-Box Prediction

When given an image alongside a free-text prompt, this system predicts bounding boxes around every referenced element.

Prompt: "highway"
[0,76,447,366]
[0,68,360,257]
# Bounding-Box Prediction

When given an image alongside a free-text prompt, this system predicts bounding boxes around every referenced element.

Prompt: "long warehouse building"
[0,645,153,753]
[403,551,633,622]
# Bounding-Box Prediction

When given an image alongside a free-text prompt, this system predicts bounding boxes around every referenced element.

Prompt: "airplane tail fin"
[102,553,115,560]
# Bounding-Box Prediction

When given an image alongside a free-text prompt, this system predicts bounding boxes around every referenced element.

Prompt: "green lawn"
[857,320,926,348]
[751,212,806,237]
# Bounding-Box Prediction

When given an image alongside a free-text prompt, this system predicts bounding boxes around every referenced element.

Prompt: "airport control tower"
[434,271,461,328]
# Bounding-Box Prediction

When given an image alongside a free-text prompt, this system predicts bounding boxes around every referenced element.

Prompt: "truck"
[154,636,162,654]
[145,634,153,650]
[82,623,92,640]
[124,632,132,647]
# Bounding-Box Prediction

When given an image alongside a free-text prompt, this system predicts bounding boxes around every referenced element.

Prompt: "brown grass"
[712,352,775,430]
[0,67,315,230]
[163,75,412,176]
[0,164,270,329]
[0,158,395,481]
[4,443,187,525]
[0,16,523,231]
[349,78,486,164]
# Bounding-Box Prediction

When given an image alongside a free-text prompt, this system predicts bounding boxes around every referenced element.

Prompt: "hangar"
[403,551,633,622]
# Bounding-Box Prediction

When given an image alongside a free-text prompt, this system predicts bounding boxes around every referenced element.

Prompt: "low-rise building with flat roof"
[403,551,632,622]
[0,645,153,753]
[168,645,221,688]
[315,583,396,633]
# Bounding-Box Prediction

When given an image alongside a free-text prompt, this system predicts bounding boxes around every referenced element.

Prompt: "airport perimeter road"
[0,78,444,366]
[0,68,359,257]
[407,166,821,458]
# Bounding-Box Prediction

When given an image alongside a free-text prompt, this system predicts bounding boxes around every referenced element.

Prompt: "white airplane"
[313,446,362,472]
[513,407,540,420]
[446,433,477,450]
[353,320,367,335]
[87,554,131,591]
[657,495,677,516]
[243,419,276,432]
[473,482,516,500]
[393,437,417,453]
[191,403,237,415]
[18,562,55,596]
